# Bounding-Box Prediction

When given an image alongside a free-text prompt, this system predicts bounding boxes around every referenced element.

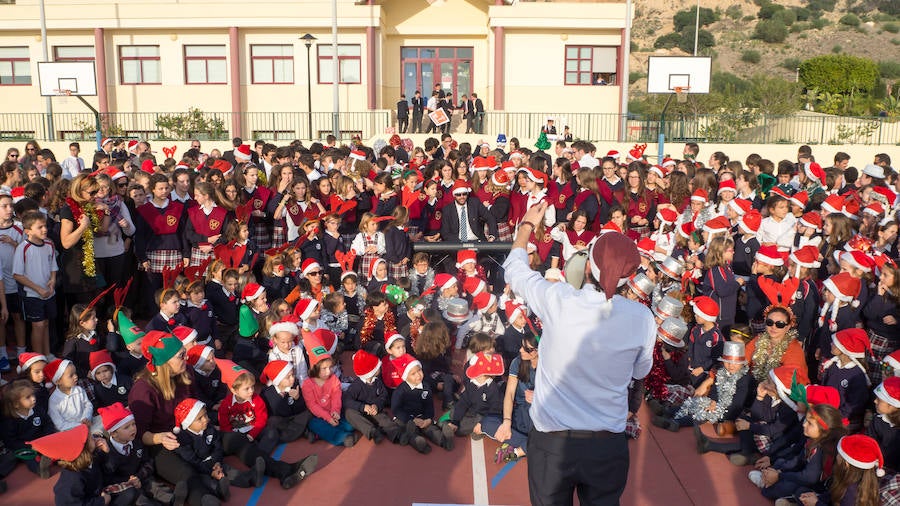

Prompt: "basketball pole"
[39,0,55,142]
[618,0,632,143]
[657,92,674,165]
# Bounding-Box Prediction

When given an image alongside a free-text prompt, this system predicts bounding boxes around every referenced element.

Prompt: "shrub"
[793,7,812,21]
[726,5,743,20]
[755,19,789,42]
[757,2,785,20]
[839,13,860,27]
[885,23,900,33]
[774,9,797,26]
[781,57,802,70]
[880,61,900,79]
[742,50,762,63]
[673,7,719,32]
[654,33,682,49]
[799,54,880,94]
[832,45,842,53]
[629,71,646,82]
[812,18,830,29]
[806,0,836,12]
[676,27,716,53]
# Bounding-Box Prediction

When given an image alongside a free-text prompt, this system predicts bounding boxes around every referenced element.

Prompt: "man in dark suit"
[439,181,498,242]
[472,93,485,134]
[222,137,242,166]
[397,94,409,133]
[460,94,475,134]
[411,91,425,133]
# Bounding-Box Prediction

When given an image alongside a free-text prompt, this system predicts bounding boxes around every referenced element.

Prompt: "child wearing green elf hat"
[111,312,148,379]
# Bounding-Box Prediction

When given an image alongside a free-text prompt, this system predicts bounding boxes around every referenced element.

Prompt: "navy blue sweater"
[391,382,435,422]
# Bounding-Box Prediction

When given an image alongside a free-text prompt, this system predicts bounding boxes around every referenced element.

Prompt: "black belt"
[545,430,618,439]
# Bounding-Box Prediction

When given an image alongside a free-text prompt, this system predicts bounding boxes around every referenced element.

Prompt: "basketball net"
[674,86,689,103]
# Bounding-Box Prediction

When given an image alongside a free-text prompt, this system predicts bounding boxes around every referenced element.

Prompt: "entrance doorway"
[401,47,472,102]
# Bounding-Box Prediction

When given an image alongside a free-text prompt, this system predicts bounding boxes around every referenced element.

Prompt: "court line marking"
[245,443,286,506]
[471,437,490,505]
[490,460,519,489]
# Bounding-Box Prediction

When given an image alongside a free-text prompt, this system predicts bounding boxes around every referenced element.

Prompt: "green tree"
[673,7,719,32]
[798,54,879,94]
[754,19,789,42]
[757,2,785,20]
[839,13,860,27]
[677,27,716,54]
[746,75,802,115]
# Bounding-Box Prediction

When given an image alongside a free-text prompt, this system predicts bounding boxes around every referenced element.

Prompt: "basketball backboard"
[37,61,97,96]
[646,56,711,94]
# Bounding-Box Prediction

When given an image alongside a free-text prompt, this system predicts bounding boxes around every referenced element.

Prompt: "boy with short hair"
[61,142,85,180]
[217,359,279,454]
[13,211,56,356]
[0,192,22,371]
[687,296,724,388]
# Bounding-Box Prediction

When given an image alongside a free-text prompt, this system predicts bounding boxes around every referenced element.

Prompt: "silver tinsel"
[675,365,748,424]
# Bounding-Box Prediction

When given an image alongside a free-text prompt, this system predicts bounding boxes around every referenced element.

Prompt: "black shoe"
[0,480,7,494]
[397,430,410,446]
[199,494,220,506]
[371,430,384,445]
[651,415,680,432]
[441,424,456,451]
[693,425,710,454]
[282,454,317,489]
[38,455,51,479]
[216,477,230,502]
[172,481,188,506]
[411,436,431,454]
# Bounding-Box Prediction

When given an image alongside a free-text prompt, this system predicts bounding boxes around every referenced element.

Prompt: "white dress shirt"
[456,203,474,240]
[503,248,656,433]
[49,385,94,431]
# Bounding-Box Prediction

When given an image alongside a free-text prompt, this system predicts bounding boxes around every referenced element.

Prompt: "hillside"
[628,0,900,109]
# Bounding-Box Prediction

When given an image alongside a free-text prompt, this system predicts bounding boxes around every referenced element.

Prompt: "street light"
[301,33,317,141]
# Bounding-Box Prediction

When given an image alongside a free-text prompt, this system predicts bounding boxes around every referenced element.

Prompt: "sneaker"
[729,453,750,466]
[748,470,764,488]
[38,455,52,479]
[0,356,9,373]
[343,434,356,447]
[286,454,318,486]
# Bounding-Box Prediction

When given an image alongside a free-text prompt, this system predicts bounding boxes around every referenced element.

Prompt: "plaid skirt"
[750,319,767,338]
[664,384,694,405]
[881,472,900,506]
[625,416,642,439]
[251,222,272,251]
[358,251,381,282]
[868,329,896,386]
[341,233,356,252]
[389,261,407,281]
[632,225,652,240]
[753,434,773,454]
[271,224,287,250]
[189,246,214,267]
[147,249,181,274]
[497,222,513,242]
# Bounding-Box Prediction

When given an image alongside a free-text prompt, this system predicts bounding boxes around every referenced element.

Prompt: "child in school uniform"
[798,434,884,506]
[267,315,309,385]
[46,358,93,432]
[407,252,435,299]
[97,402,168,506]
[444,352,504,441]
[821,328,871,431]
[260,360,312,448]
[234,283,270,376]
[318,291,350,351]
[0,379,55,477]
[381,334,407,390]
[787,246,822,367]
[731,210,761,280]
[15,352,50,414]
[261,251,293,302]
[870,376,900,472]
[498,301,534,370]
[686,296,724,388]
[351,212,386,284]
[34,425,114,505]
[366,258,392,295]
[146,288,185,334]
[343,350,408,445]
[467,292,505,345]
[87,350,132,411]
[383,206,412,281]
[746,245,787,335]
[644,316,692,416]
[425,273,459,314]
[390,353,453,454]
[217,359,280,455]
[62,304,102,378]
[185,345,226,422]
[338,272,366,350]
[182,276,217,349]
[700,236,742,338]
[816,272,862,366]
[110,313,148,379]
[300,334,357,447]
[359,291,397,355]
[12,211,57,356]
[206,265,240,356]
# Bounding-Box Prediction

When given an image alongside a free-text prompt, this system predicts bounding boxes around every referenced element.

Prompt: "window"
[184,45,226,84]
[565,45,617,86]
[251,45,293,84]
[119,45,160,84]
[317,44,361,84]
[54,46,94,62]
[252,130,295,142]
[0,47,30,85]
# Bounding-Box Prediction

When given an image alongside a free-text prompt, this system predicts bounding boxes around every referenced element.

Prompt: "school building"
[0,0,630,142]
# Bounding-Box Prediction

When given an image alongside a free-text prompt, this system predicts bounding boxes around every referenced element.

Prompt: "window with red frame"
[317,44,361,84]
[565,45,617,86]
[251,45,293,84]
[0,47,31,85]
[54,46,94,62]
[120,45,160,84]
[184,45,226,84]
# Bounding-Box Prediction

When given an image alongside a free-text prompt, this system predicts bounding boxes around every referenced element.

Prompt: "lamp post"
[301,33,316,142]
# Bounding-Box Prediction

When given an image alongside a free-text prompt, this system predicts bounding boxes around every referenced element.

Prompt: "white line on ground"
[471,436,490,505]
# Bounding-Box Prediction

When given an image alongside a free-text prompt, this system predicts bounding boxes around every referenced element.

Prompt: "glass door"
[401,47,473,103]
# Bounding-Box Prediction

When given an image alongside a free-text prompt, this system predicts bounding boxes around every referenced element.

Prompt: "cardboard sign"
[428,108,450,126]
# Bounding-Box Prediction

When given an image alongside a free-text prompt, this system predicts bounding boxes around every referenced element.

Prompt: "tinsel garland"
[750,330,796,383]
[360,306,396,346]
[66,198,101,278]
[675,364,749,423]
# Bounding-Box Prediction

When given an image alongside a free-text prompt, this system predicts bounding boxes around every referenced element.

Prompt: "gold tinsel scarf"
[750,329,796,383]
[65,197,101,278]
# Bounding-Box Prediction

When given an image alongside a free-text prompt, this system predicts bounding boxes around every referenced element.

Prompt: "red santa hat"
[690,188,708,203]
[606,150,620,159]
[661,157,676,167]
[728,198,752,217]
[842,199,860,220]
[269,315,300,337]
[126,139,139,154]
[368,257,386,280]
[98,402,135,433]
[260,360,293,387]
[234,145,252,162]
[44,358,72,385]
[522,168,548,185]
[384,333,405,352]
[465,351,505,379]
[301,258,321,277]
[872,186,897,207]
[677,221,695,240]
[738,209,761,234]
[352,350,381,381]
[88,350,116,380]
[451,180,471,195]
[463,277,487,297]
[768,366,805,410]
[456,249,477,269]
[789,245,821,277]
[172,325,198,346]
[864,202,885,217]
[216,359,251,388]
[656,207,678,225]
[312,328,338,356]
[874,253,898,276]
[173,398,206,434]
[16,352,46,374]
[504,300,527,323]
[798,211,823,232]
[140,159,156,175]
[349,149,366,161]
[10,186,24,203]
[840,250,874,273]
[821,194,845,215]
[875,377,900,409]
[717,179,736,196]
[804,162,825,183]
[702,216,731,235]
[395,353,422,382]
[636,238,656,260]
[838,435,886,477]
[27,424,88,463]
[805,385,841,409]
[101,137,113,147]
[185,345,214,369]
[832,328,871,360]
[755,245,784,267]
[690,296,719,322]
[472,292,497,313]
[432,273,457,292]
[823,272,862,305]
[789,191,808,210]
[241,283,265,302]
[471,156,493,172]
[293,298,319,321]
[491,170,511,187]
[884,350,900,373]
[600,221,622,235]
[649,164,669,179]
[104,167,127,181]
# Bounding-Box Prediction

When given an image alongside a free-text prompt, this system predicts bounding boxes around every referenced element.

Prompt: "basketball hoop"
[674,86,689,103]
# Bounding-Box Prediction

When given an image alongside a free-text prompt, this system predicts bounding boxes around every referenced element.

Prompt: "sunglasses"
[765,319,789,329]
[117,181,129,188]
[307,271,322,277]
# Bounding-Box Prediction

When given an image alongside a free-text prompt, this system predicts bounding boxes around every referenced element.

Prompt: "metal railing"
[0,110,897,145]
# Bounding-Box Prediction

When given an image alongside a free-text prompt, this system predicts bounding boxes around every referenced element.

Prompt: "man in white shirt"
[60,142,86,179]
[503,201,655,506]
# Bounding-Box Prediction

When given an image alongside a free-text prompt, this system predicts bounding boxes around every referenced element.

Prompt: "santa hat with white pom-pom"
[837,434,886,477]
[172,398,206,434]
[819,272,861,332]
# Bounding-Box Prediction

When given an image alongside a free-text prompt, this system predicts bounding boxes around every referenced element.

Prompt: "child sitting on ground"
[185,345,226,421]
[217,359,279,454]
[46,358,93,432]
[444,352,504,441]
[301,334,357,447]
[390,353,453,454]
[343,350,408,445]
[0,379,55,477]
[260,360,312,448]
[267,315,308,385]
[87,350,132,410]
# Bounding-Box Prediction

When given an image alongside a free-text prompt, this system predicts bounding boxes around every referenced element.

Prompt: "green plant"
[673,7,719,31]
[742,50,762,63]
[812,18,830,29]
[829,121,880,144]
[893,38,900,45]
[883,95,900,118]
[832,45,842,53]
[781,57,802,70]
[726,5,743,20]
[757,2,785,20]
[884,23,900,33]
[880,61,900,79]
[75,118,124,139]
[155,107,227,140]
[630,41,639,52]
[806,0,836,12]
[793,7,812,21]
[839,13,860,26]
[773,9,797,26]
[742,15,756,22]
[799,54,880,95]
[629,71,646,82]
[754,19,789,42]
[654,33,682,49]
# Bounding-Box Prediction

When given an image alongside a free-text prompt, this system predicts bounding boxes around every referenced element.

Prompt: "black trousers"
[527,429,629,506]
[398,117,409,133]
[411,112,423,133]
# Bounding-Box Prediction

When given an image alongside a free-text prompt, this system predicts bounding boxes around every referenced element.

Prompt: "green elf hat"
[381,284,409,306]
[117,312,145,346]
[535,131,551,151]
[146,337,183,373]
[238,304,259,338]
